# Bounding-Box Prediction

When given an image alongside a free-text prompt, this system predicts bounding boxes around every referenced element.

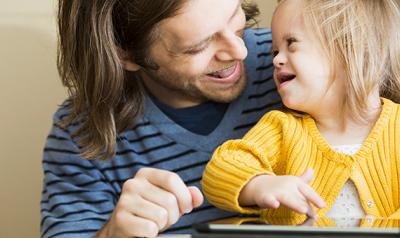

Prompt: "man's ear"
[122,60,141,72]
[118,48,141,72]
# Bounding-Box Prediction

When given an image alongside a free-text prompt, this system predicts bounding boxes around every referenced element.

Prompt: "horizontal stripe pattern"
[41,28,279,237]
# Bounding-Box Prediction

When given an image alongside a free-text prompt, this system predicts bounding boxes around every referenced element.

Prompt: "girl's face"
[271,0,345,116]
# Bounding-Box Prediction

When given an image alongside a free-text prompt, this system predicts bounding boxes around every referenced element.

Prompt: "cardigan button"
[367,200,374,208]
[366,215,374,224]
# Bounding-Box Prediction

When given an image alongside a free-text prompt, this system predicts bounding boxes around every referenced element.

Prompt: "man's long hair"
[57,0,260,160]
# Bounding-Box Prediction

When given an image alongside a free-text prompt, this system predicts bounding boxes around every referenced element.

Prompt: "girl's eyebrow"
[271,31,296,47]
[282,32,297,40]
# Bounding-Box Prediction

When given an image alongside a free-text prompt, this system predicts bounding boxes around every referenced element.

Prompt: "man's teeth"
[209,72,222,78]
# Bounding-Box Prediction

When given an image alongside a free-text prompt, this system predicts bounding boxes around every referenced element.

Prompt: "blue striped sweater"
[41,28,280,238]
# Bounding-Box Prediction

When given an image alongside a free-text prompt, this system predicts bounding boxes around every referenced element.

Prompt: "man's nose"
[215,31,248,61]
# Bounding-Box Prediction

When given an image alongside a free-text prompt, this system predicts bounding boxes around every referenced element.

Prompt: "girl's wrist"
[238,174,272,206]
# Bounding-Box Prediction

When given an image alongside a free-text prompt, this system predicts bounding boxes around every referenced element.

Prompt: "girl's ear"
[118,48,141,72]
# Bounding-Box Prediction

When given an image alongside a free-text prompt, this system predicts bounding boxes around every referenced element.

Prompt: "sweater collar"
[303,98,394,163]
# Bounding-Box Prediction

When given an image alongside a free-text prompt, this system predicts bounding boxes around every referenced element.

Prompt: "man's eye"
[185,46,207,55]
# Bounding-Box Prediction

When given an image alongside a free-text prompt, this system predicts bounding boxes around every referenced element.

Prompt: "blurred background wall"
[0,0,277,237]
[254,0,278,29]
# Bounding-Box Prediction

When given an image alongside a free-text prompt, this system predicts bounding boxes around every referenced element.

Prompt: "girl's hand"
[239,168,326,218]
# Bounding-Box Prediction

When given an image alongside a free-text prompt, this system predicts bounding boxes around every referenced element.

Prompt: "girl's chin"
[282,98,301,111]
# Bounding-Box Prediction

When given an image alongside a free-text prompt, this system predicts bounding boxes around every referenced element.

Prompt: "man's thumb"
[299,168,314,184]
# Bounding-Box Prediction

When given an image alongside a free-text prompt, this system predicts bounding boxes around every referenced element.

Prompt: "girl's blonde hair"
[284,0,400,122]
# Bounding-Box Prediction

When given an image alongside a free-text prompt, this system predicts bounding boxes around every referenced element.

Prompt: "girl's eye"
[272,50,279,58]
[287,37,297,47]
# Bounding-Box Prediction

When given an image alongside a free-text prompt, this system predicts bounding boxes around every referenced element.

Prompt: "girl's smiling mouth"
[276,72,296,89]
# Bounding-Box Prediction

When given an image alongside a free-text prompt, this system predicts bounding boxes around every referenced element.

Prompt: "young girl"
[202,0,400,224]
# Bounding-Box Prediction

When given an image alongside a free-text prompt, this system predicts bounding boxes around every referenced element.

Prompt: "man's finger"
[188,186,204,209]
[127,194,169,230]
[138,183,180,229]
[114,210,159,238]
[136,168,193,214]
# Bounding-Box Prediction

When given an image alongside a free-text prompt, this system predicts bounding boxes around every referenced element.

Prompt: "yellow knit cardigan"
[202,98,400,222]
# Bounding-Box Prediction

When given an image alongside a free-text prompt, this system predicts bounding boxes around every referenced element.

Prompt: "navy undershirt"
[151,97,229,136]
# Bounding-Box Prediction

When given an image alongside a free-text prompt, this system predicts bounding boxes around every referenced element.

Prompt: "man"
[41,0,280,237]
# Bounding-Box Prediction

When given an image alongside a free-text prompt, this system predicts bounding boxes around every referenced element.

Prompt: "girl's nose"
[273,51,287,68]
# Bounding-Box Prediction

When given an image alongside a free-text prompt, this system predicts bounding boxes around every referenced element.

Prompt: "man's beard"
[140,64,247,104]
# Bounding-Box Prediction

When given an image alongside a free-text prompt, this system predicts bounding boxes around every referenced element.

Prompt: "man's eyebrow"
[183,36,214,52]
[182,0,241,52]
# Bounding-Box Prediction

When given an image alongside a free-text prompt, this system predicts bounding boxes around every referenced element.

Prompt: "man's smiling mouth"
[206,64,237,79]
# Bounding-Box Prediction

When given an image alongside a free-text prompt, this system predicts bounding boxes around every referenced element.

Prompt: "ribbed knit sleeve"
[202,111,286,213]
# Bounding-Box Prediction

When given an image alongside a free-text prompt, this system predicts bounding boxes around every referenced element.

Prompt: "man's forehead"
[156,0,240,51]
[158,16,207,51]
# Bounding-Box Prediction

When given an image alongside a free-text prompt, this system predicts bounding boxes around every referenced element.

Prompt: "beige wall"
[0,0,66,237]
[0,1,276,237]
[253,0,278,27]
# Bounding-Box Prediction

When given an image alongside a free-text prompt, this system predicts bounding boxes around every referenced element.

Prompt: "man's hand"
[239,168,325,218]
[96,168,204,238]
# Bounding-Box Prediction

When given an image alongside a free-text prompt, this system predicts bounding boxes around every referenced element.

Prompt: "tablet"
[193,216,400,238]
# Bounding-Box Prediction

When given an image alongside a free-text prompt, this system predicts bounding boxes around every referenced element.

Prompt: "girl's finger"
[276,192,309,214]
[298,184,326,209]
[257,194,280,209]
[299,168,314,184]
